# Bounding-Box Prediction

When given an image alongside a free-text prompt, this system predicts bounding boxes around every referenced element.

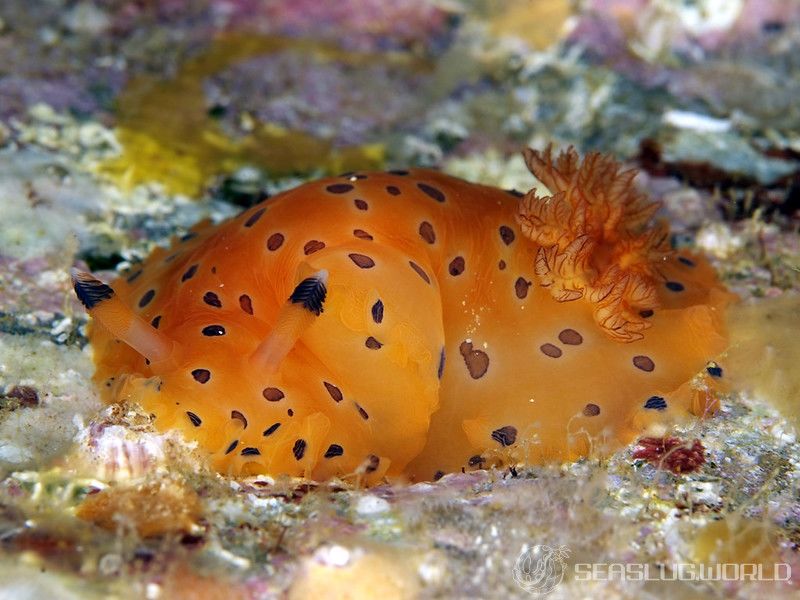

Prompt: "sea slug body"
[73,147,733,484]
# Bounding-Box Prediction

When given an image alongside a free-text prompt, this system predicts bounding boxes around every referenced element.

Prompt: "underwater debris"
[632,437,706,474]
[0,385,39,409]
[660,130,797,187]
[75,479,203,538]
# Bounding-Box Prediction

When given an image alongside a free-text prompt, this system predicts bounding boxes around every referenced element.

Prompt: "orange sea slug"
[73,147,733,483]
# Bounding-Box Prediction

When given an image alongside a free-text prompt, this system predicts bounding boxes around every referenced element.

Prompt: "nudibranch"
[73,148,732,484]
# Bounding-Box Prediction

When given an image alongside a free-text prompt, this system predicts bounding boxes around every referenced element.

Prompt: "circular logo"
[513,544,570,596]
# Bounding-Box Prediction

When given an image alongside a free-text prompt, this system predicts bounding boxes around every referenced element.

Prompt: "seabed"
[0,1,799,598]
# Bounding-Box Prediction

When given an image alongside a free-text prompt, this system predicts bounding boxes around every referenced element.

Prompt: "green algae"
[100,34,432,196]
